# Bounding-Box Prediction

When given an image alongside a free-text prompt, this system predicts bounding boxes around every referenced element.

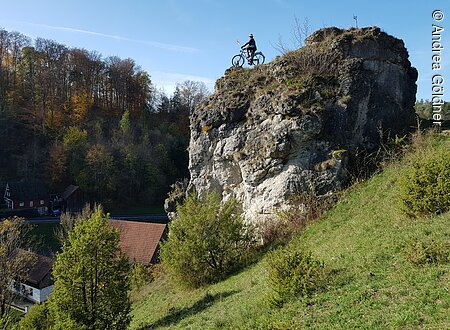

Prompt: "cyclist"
[241,33,257,64]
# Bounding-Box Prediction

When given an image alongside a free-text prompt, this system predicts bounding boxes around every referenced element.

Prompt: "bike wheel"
[253,53,265,65]
[232,54,245,67]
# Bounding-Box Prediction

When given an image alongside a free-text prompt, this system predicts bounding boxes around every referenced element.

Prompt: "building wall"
[5,198,49,215]
[37,285,53,303]
[12,199,48,210]
[12,282,54,303]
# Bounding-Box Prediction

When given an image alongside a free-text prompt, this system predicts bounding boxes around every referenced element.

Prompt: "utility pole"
[353,15,358,28]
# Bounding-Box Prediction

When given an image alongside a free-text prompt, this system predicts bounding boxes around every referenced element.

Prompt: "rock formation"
[187,27,418,223]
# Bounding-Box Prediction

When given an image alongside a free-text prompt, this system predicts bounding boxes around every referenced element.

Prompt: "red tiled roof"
[109,220,167,265]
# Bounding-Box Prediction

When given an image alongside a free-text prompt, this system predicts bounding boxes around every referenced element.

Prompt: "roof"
[6,179,49,201]
[109,220,167,265]
[16,249,54,288]
[62,185,79,200]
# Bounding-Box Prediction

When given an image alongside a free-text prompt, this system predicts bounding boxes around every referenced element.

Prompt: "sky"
[0,0,449,100]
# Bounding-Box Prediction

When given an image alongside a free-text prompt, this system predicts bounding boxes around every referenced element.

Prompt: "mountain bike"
[231,44,265,67]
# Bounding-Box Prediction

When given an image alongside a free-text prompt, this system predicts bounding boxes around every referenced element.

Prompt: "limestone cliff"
[187,27,418,222]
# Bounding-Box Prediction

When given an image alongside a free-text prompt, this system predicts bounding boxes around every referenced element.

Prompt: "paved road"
[25,214,168,224]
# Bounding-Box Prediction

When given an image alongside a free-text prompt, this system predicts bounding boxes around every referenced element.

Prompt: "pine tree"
[49,207,131,330]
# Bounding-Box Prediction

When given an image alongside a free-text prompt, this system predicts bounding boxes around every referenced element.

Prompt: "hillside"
[131,133,450,329]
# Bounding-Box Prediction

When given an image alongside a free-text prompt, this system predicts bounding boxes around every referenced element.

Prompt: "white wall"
[12,282,53,303]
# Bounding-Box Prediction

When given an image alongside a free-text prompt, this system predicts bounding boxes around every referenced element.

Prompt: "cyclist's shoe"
[248,60,253,65]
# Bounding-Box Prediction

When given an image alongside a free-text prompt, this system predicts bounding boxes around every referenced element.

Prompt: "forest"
[0,28,209,209]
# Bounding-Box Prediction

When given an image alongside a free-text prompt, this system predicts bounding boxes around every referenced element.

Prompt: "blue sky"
[0,0,448,100]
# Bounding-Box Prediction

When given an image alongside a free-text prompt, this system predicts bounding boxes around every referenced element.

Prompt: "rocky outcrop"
[188,27,418,223]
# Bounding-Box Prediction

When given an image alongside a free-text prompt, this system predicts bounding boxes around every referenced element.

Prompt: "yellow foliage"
[45,110,64,130]
[71,91,93,124]
[1,54,14,67]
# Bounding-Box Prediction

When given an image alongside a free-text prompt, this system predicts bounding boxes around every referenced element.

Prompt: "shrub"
[260,192,336,245]
[405,237,450,266]
[160,192,254,288]
[267,247,325,306]
[17,302,51,330]
[400,151,450,216]
[130,264,154,291]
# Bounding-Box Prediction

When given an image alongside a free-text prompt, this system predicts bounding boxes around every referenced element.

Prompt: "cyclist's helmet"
[249,33,253,38]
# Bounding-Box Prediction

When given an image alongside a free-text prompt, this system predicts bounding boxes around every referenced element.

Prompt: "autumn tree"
[48,206,131,329]
[70,91,93,124]
[0,217,34,318]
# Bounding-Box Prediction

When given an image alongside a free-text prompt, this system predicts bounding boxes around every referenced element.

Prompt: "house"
[61,184,83,212]
[109,220,167,265]
[12,250,54,304]
[3,179,49,215]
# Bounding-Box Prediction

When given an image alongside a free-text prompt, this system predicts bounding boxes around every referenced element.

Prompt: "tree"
[173,80,209,115]
[272,16,311,54]
[70,91,93,124]
[48,206,131,330]
[81,144,115,200]
[45,142,67,190]
[160,193,255,288]
[0,217,34,318]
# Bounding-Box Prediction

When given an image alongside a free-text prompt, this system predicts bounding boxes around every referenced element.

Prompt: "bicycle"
[231,43,265,67]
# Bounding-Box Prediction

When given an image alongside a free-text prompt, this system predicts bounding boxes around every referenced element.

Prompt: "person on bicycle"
[241,33,257,64]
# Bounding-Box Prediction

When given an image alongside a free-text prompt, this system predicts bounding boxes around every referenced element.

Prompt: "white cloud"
[20,21,200,53]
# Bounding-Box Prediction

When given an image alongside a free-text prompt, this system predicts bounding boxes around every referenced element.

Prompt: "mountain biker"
[241,33,257,64]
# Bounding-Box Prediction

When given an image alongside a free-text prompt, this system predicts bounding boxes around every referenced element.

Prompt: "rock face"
[188,27,418,223]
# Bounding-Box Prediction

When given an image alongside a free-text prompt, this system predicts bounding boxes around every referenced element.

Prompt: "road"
[25,214,168,224]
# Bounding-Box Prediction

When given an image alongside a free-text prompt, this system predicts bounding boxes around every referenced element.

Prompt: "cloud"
[20,21,200,53]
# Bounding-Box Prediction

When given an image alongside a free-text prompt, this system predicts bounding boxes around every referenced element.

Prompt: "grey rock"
[188,27,417,223]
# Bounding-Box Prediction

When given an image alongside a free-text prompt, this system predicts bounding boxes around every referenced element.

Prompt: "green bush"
[267,247,325,306]
[17,303,50,330]
[400,151,450,217]
[130,264,154,291]
[160,192,254,288]
[405,237,450,266]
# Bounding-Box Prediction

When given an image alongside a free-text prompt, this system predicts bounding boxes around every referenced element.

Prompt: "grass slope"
[130,134,450,330]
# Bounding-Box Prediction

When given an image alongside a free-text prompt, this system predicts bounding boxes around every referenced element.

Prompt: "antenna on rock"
[353,15,358,28]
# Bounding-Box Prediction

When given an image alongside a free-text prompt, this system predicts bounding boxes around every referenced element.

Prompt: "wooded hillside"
[0,28,208,207]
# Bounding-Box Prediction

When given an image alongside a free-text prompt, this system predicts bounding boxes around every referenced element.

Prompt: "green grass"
[28,223,61,254]
[9,308,25,322]
[130,134,450,330]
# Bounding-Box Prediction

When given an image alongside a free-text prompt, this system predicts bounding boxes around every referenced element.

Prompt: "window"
[19,202,24,207]
[21,285,33,296]
[30,201,34,207]
[40,200,45,205]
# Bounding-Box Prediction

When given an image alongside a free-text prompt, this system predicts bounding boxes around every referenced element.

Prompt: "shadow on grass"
[138,290,240,329]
